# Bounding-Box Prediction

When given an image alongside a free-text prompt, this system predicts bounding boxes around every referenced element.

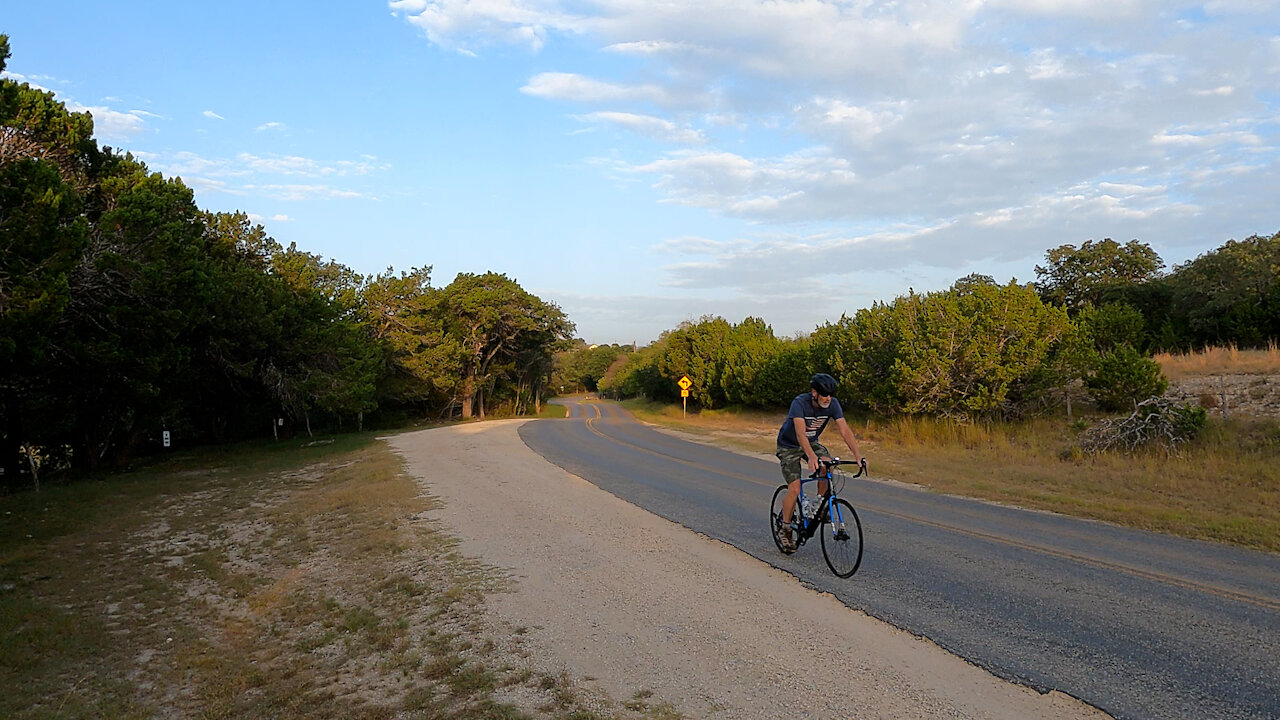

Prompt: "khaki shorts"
[776,441,830,484]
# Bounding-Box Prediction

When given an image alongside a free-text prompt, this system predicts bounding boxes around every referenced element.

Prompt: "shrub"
[1082,301,1146,352]
[1171,402,1208,440]
[1085,344,1169,411]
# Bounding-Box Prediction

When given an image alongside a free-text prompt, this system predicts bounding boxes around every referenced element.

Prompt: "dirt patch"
[388,420,1111,720]
[3,441,670,719]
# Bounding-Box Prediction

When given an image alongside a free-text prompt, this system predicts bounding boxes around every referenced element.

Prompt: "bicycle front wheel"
[769,484,792,553]
[820,498,864,577]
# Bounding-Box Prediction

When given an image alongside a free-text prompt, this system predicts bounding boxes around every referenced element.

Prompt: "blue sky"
[4,1,1279,344]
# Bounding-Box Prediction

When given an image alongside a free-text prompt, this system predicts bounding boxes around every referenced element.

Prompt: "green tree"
[555,343,628,393]
[811,308,899,414]
[896,283,1069,416]
[360,266,461,411]
[595,351,633,399]
[1158,232,1280,348]
[952,272,997,293]
[600,339,667,400]
[0,146,89,481]
[180,212,290,441]
[435,272,574,418]
[1080,302,1146,353]
[1085,344,1169,412]
[720,317,784,406]
[747,336,812,408]
[268,244,380,433]
[62,162,215,467]
[0,38,98,478]
[656,316,733,408]
[1035,239,1164,312]
[814,283,1071,418]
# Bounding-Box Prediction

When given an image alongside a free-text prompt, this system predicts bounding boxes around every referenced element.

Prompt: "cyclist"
[775,373,865,553]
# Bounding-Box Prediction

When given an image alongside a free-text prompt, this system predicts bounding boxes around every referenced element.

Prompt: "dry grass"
[1156,342,1280,381]
[623,401,1280,553]
[0,430,680,720]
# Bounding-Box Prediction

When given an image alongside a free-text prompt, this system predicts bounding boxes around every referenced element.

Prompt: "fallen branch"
[1080,396,1206,455]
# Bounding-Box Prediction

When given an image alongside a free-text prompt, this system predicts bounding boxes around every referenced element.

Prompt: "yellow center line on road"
[569,401,1280,613]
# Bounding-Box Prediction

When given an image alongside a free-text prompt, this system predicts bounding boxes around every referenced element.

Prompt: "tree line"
[0,37,573,485]
[574,234,1279,418]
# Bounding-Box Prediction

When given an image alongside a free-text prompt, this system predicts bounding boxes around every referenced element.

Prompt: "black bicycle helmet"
[810,373,837,397]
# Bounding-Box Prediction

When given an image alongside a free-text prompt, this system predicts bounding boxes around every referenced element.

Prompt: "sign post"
[677,375,693,419]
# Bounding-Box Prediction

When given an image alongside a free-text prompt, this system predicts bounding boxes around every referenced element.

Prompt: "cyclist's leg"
[782,479,801,523]
[775,445,804,523]
[774,446,803,551]
[811,441,831,497]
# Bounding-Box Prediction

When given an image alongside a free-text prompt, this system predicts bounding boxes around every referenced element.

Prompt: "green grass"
[534,403,570,419]
[1,424,680,720]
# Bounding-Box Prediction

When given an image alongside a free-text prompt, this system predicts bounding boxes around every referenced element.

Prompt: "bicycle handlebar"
[807,457,867,479]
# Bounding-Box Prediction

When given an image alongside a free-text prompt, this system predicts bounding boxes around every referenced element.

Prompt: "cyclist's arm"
[834,417,864,464]
[793,418,821,474]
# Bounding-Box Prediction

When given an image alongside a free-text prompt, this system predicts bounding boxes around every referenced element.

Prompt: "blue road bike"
[770,458,866,577]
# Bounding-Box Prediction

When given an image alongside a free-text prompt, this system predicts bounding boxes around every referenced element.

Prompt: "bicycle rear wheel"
[820,498,863,577]
[769,485,793,553]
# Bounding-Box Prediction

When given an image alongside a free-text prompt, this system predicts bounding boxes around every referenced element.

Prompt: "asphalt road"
[519,399,1280,720]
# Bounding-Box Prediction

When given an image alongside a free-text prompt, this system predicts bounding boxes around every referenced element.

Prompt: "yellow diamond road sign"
[677,375,692,390]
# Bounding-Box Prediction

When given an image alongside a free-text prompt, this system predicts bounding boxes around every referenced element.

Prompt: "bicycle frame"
[790,480,827,547]
[790,460,861,547]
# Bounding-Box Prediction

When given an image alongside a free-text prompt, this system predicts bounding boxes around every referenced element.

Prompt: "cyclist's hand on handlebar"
[806,455,821,475]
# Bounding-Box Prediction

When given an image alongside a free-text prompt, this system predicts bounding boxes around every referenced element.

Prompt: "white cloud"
[1025,48,1080,81]
[621,149,862,221]
[389,0,589,52]
[139,150,386,203]
[203,110,225,120]
[1153,127,1262,148]
[256,121,288,132]
[148,151,248,180]
[986,0,1148,19]
[806,98,904,147]
[651,193,1188,294]
[604,40,704,56]
[0,71,56,92]
[246,184,370,201]
[184,176,245,196]
[579,111,703,144]
[246,212,294,223]
[240,153,328,176]
[521,72,674,106]
[235,152,389,177]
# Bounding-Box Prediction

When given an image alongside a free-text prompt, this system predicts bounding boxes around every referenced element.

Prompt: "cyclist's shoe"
[777,525,797,554]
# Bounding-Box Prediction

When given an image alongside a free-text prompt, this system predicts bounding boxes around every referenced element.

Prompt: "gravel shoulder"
[387,420,1111,720]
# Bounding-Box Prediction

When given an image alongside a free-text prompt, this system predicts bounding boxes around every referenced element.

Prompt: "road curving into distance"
[519,399,1280,720]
